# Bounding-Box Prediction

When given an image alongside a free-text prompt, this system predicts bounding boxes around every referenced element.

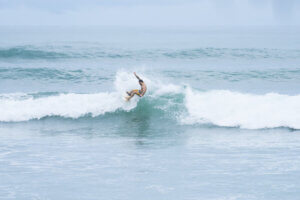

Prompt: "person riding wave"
[126,72,147,101]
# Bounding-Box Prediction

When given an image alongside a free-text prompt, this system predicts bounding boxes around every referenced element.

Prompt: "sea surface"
[0,26,300,200]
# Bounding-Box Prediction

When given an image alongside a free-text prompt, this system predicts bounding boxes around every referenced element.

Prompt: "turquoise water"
[1,26,300,199]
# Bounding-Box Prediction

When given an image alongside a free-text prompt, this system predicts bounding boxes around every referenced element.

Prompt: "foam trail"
[182,88,300,129]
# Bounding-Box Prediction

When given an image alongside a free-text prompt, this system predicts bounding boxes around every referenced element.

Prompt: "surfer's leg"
[127,91,131,96]
[127,89,139,100]
[128,89,139,97]
[127,90,133,97]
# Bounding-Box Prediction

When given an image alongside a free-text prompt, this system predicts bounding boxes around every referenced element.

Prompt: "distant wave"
[2,67,300,83]
[162,48,300,59]
[0,67,103,81]
[1,46,299,60]
[0,47,68,59]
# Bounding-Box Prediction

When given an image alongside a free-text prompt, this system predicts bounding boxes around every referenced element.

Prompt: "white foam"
[0,71,141,122]
[182,88,300,129]
[0,92,134,122]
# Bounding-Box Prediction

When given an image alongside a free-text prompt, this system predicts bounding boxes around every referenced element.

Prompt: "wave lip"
[182,89,300,129]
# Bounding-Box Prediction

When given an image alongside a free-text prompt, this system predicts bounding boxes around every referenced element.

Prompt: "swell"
[0,47,68,59]
[162,48,300,59]
[1,46,300,60]
[0,67,105,82]
[164,68,300,82]
[2,67,300,83]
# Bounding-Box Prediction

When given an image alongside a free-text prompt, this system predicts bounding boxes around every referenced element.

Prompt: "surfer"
[126,72,147,101]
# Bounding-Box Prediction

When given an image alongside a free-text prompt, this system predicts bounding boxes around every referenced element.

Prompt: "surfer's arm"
[134,72,141,80]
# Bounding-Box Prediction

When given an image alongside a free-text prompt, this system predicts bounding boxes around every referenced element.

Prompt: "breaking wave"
[0,71,182,122]
[0,71,299,130]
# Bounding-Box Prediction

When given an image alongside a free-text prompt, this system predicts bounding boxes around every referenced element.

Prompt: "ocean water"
[0,26,300,200]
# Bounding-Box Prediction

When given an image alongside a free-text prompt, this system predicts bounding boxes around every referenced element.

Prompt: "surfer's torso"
[139,83,147,97]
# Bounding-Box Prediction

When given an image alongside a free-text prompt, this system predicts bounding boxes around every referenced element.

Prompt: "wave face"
[1,46,300,60]
[182,89,300,129]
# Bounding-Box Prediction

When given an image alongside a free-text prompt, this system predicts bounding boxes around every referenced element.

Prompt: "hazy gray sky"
[0,0,299,26]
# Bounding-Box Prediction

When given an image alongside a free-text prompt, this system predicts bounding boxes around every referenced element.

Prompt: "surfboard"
[123,94,130,101]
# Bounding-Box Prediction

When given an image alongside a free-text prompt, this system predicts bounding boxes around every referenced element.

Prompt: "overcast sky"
[0,0,299,26]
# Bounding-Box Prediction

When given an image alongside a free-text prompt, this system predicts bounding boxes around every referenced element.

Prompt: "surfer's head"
[139,79,143,85]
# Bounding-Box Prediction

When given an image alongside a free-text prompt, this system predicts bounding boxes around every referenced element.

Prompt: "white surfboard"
[123,94,130,101]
